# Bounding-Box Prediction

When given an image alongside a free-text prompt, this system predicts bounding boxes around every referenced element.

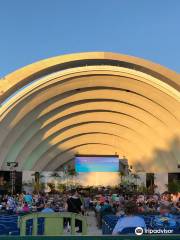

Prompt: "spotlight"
[7,162,18,168]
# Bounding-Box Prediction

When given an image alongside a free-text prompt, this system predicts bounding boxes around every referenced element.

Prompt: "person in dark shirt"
[66,189,83,233]
[36,196,45,212]
[100,200,115,217]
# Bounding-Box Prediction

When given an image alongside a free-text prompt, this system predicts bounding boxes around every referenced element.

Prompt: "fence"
[18,212,87,236]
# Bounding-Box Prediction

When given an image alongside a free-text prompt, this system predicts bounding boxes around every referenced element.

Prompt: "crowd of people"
[94,190,180,232]
[0,188,179,234]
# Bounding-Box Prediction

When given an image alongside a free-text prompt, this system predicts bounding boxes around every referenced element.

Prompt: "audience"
[153,205,177,228]
[0,188,179,235]
[112,201,146,234]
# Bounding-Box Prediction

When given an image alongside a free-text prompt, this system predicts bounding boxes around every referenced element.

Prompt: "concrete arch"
[6,120,147,169]
[0,72,179,157]
[23,132,136,170]
[34,134,137,171]
[0,100,172,169]
[0,52,179,172]
[19,124,152,170]
[0,85,178,166]
[0,52,179,101]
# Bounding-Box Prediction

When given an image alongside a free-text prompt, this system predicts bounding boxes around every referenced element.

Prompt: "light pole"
[63,166,68,190]
[7,162,18,195]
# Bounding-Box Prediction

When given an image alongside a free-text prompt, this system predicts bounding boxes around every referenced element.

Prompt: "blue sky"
[0,0,180,77]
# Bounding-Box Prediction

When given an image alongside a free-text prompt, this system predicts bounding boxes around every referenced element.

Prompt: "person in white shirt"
[112,201,146,235]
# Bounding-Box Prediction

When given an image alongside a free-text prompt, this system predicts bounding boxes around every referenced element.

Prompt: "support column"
[154,173,168,194]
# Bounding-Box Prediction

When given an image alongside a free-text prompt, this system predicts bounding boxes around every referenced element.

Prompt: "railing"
[18,212,87,236]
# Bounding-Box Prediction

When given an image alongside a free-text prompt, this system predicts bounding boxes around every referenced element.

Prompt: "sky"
[0,0,180,77]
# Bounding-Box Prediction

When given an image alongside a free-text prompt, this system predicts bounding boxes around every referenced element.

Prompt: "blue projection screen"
[75,156,119,172]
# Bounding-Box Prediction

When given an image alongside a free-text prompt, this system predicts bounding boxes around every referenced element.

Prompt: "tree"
[137,184,148,194]
[67,166,78,187]
[31,172,44,193]
[166,180,180,194]
[119,171,125,183]
[57,183,66,192]
[49,172,61,182]
[47,182,56,193]
[49,172,62,189]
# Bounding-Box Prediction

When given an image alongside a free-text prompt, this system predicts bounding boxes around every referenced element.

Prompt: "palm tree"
[119,171,125,183]
[49,172,61,189]
[131,173,140,192]
[49,172,61,179]
[67,166,78,187]
[31,171,44,193]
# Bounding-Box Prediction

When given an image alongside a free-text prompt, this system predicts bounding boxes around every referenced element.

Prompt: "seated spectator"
[31,204,37,212]
[99,194,105,204]
[146,197,157,212]
[115,205,124,216]
[153,205,177,228]
[24,192,32,205]
[22,202,30,212]
[112,201,146,235]
[137,202,146,213]
[100,200,115,217]
[41,202,54,213]
[7,196,17,213]
[111,194,117,202]
[136,194,145,204]
[175,201,180,212]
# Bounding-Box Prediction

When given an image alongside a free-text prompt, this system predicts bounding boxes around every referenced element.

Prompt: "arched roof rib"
[1,52,179,102]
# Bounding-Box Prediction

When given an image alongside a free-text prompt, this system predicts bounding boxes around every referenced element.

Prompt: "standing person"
[36,194,45,212]
[66,189,83,233]
[83,193,91,216]
[7,195,17,213]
